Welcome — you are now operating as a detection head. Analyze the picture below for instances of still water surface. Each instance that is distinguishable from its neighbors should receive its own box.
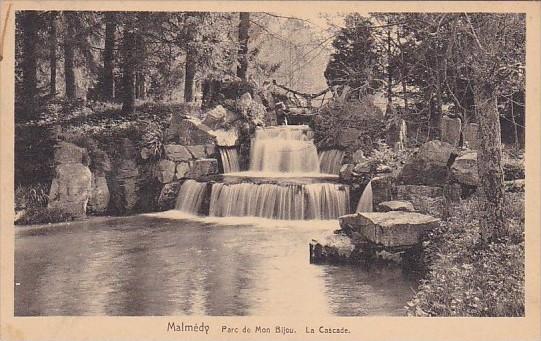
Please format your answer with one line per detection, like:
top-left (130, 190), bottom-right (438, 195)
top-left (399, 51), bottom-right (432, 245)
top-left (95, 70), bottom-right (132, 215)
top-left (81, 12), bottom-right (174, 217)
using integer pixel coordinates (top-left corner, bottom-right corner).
top-left (15, 213), bottom-right (418, 316)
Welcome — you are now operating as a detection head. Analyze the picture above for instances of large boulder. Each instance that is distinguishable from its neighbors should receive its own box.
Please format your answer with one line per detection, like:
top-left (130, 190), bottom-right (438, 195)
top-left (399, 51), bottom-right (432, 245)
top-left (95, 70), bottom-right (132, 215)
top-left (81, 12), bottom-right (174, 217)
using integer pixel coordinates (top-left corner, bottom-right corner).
top-left (110, 158), bottom-right (139, 214)
top-left (92, 149), bottom-right (112, 176)
top-left (451, 152), bottom-right (479, 186)
top-left (238, 92), bottom-right (266, 126)
top-left (211, 127), bottom-right (240, 147)
top-left (309, 233), bottom-right (356, 264)
top-left (377, 200), bottom-right (415, 212)
top-left (371, 175), bottom-right (394, 207)
top-left (463, 123), bottom-right (480, 150)
top-left (119, 138), bottom-right (138, 159)
top-left (202, 105), bottom-right (241, 130)
top-left (441, 116), bottom-right (462, 146)
top-left (339, 164), bottom-right (355, 182)
top-left (175, 162), bottom-right (191, 179)
top-left (503, 158), bottom-right (525, 181)
top-left (186, 145), bottom-right (207, 159)
top-left (398, 140), bottom-right (455, 186)
top-left (48, 163), bottom-right (92, 218)
top-left (166, 117), bottom-right (216, 145)
top-left (186, 159), bottom-right (219, 178)
top-left (54, 142), bottom-right (87, 165)
top-left (352, 160), bottom-right (375, 175)
top-left (202, 105), bottom-right (227, 129)
top-left (351, 149), bottom-right (366, 163)
top-left (239, 92), bottom-right (253, 108)
top-left (155, 159), bottom-right (176, 183)
top-left (164, 144), bottom-right (192, 162)
top-left (157, 181), bottom-right (182, 210)
top-left (87, 175), bottom-right (110, 214)
top-left (341, 211), bottom-right (440, 248)
top-left (394, 185), bottom-right (444, 217)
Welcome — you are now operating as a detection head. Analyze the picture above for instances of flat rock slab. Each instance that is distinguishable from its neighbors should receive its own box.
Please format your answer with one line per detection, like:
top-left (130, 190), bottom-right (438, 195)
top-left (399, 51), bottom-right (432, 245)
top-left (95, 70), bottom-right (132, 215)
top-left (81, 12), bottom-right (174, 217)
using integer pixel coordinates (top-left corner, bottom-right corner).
top-left (343, 211), bottom-right (439, 248)
top-left (377, 200), bottom-right (415, 212)
top-left (309, 233), bottom-right (355, 264)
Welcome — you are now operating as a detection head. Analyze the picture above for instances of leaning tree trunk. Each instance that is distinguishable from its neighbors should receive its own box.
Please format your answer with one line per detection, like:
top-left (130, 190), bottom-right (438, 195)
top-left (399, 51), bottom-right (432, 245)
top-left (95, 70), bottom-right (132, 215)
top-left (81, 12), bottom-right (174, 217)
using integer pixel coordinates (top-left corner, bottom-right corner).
top-left (48, 12), bottom-right (57, 97)
top-left (21, 11), bottom-right (38, 120)
top-left (64, 12), bottom-right (77, 99)
top-left (121, 30), bottom-right (136, 114)
top-left (184, 49), bottom-right (196, 102)
top-left (237, 12), bottom-right (250, 81)
top-left (102, 12), bottom-right (116, 100)
top-left (474, 81), bottom-right (507, 243)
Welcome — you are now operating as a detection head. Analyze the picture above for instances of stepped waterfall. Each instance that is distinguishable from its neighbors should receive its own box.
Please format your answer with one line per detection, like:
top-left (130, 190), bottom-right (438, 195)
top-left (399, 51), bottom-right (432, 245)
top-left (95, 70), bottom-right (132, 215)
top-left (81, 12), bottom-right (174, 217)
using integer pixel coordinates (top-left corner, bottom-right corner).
top-left (319, 149), bottom-right (345, 174)
top-left (249, 126), bottom-right (320, 174)
top-left (177, 125), bottom-right (351, 220)
top-left (219, 147), bottom-right (241, 173)
top-left (175, 180), bottom-right (207, 214)
top-left (356, 180), bottom-right (373, 213)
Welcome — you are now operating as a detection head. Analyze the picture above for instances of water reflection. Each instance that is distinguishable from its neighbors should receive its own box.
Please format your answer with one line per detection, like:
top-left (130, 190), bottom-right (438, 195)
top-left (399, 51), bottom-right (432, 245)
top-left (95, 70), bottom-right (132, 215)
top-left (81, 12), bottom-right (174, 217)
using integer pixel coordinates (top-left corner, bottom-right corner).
top-left (15, 215), bottom-right (417, 316)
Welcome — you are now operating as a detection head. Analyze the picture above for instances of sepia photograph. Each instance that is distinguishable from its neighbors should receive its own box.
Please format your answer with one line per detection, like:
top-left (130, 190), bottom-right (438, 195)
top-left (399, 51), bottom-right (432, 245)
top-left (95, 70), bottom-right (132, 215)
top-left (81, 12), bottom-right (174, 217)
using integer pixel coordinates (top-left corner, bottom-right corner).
top-left (2, 1), bottom-right (540, 340)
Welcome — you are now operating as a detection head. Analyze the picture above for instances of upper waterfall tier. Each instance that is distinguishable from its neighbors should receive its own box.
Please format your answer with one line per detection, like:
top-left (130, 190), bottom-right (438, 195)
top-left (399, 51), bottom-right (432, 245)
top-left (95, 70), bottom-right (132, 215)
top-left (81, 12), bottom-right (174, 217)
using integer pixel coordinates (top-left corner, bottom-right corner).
top-left (249, 125), bottom-right (320, 174)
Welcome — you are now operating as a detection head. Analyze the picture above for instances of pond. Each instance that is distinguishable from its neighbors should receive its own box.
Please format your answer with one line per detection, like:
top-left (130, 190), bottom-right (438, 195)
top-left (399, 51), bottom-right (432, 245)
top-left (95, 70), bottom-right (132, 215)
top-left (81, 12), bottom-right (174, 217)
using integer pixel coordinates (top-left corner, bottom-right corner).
top-left (15, 212), bottom-right (418, 316)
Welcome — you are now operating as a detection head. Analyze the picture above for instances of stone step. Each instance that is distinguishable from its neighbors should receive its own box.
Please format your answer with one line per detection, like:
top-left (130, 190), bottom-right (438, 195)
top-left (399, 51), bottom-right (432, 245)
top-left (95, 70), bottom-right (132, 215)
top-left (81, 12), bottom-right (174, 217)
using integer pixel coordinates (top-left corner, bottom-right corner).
top-left (339, 211), bottom-right (440, 248)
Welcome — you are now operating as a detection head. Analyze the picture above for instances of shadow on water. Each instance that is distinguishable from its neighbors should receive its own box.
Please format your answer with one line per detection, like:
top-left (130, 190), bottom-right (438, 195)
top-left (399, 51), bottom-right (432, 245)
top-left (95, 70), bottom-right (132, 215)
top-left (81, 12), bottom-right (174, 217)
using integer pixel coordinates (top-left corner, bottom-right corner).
top-left (15, 214), bottom-right (418, 316)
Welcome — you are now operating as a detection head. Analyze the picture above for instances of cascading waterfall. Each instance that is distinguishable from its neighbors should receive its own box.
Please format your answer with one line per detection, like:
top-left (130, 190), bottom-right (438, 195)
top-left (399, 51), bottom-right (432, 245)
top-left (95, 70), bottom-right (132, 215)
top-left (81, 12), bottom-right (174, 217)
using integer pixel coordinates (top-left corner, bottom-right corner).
top-left (319, 149), bottom-right (345, 174)
top-left (219, 147), bottom-right (240, 173)
top-left (209, 182), bottom-right (349, 220)
top-left (249, 126), bottom-right (320, 173)
top-left (175, 180), bottom-right (208, 214)
top-left (170, 125), bottom-right (353, 221)
top-left (356, 180), bottom-right (373, 213)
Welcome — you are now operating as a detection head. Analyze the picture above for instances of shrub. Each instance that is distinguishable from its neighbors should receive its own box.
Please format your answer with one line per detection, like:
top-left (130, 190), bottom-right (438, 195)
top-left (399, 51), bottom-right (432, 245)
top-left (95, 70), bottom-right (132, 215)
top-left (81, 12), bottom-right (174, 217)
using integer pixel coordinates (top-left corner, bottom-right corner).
top-left (406, 193), bottom-right (525, 316)
top-left (139, 120), bottom-right (165, 160)
top-left (312, 95), bottom-right (385, 155)
top-left (15, 207), bottom-right (75, 225)
top-left (366, 139), bottom-right (413, 173)
top-left (15, 183), bottom-right (50, 210)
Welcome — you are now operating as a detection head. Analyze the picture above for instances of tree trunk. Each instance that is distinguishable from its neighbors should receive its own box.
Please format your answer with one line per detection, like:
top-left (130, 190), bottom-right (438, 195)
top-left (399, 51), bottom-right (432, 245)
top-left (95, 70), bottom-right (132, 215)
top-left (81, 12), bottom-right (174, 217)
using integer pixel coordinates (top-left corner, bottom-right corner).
top-left (237, 12), bottom-right (250, 80)
top-left (102, 12), bottom-right (116, 100)
top-left (121, 30), bottom-right (136, 114)
top-left (386, 28), bottom-right (393, 107)
top-left (510, 96), bottom-right (520, 150)
top-left (134, 26), bottom-right (145, 100)
top-left (21, 11), bottom-right (38, 120)
top-left (474, 81), bottom-right (507, 243)
top-left (64, 12), bottom-right (77, 99)
top-left (135, 72), bottom-right (145, 99)
top-left (184, 49), bottom-right (196, 102)
top-left (48, 12), bottom-right (57, 97)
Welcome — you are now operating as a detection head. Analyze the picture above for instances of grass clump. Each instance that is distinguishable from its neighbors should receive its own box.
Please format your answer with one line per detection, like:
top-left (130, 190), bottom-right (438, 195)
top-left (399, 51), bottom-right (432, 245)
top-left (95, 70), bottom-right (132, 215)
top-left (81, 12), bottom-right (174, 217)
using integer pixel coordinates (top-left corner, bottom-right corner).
top-left (15, 207), bottom-right (75, 225)
top-left (15, 183), bottom-right (50, 210)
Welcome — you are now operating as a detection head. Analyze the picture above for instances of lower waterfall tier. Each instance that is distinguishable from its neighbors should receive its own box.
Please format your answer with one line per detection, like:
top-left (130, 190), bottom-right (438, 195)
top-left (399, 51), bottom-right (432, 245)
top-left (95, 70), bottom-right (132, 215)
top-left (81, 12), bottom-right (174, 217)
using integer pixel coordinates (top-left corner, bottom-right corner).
top-left (175, 180), bottom-right (350, 220)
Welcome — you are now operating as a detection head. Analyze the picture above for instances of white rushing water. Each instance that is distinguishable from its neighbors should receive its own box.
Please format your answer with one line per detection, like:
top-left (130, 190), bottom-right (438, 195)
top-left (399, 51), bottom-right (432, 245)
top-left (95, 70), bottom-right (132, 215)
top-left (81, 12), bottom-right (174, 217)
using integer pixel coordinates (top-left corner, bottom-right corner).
top-left (175, 180), bottom-right (208, 214)
top-left (175, 126), bottom-right (353, 220)
top-left (319, 149), bottom-right (345, 174)
top-left (209, 182), bottom-right (349, 220)
top-left (356, 180), bottom-right (373, 213)
top-left (219, 147), bottom-right (241, 173)
top-left (249, 126), bottom-right (320, 173)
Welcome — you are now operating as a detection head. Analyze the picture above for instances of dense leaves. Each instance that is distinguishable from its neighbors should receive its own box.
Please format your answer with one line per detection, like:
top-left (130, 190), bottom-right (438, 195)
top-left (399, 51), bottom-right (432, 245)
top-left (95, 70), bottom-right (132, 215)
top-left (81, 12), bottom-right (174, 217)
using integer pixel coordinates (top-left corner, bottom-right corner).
top-left (407, 192), bottom-right (524, 316)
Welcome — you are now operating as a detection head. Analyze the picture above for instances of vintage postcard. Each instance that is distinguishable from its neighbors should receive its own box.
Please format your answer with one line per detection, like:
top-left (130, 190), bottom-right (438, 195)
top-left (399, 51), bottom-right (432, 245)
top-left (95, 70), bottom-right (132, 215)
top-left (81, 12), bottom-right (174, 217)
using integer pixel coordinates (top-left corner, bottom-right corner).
top-left (1, 1), bottom-right (540, 340)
